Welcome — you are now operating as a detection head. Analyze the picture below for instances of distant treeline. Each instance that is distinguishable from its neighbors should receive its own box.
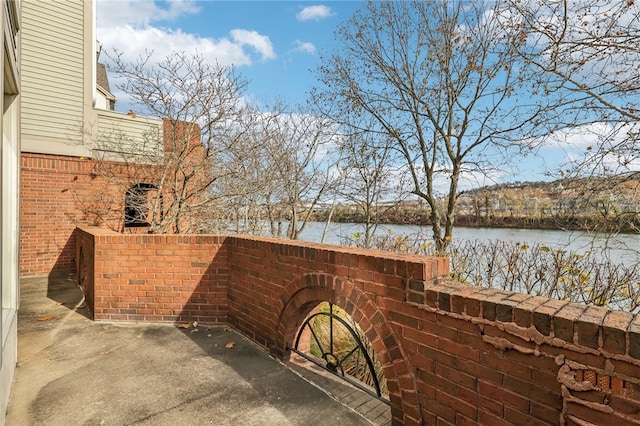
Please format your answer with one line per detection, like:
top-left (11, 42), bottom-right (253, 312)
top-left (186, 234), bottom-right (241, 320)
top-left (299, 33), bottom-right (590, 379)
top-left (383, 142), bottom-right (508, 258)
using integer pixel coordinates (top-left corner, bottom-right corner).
top-left (312, 207), bottom-right (640, 234)
top-left (312, 206), bottom-right (429, 226)
top-left (454, 215), bottom-right (640, 233)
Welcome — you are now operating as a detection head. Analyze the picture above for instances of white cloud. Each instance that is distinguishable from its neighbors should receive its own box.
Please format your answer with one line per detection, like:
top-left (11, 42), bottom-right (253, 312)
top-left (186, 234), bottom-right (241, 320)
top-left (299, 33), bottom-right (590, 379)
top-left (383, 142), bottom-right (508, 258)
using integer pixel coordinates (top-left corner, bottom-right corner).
top-left (543, 122), bottom-right (613, 150)
top-left (293, 40), bottom-right (316, 54)
top-left (296, 5), bottom-right (334, 21)
top-left (230, 29), bottom-right (276, 61)
top-left (497, 1), bottom-right (640, 94)
top-left (535, 122), bottom-right (640, 176)
top-left (98, 25), bottom-right (256, 67)
top-left (96, 1), bottom-right (275, 113)
top-left (97, 0), bottom-right (200, 27)
top-left (97, 1), bottom-right (275, 67)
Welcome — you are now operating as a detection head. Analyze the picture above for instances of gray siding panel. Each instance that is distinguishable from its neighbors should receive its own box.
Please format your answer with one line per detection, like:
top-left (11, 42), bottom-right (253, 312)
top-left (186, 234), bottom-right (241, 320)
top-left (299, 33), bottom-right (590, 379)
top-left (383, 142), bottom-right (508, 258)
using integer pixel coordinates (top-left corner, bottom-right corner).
top-left (21, 0), bottom-right (86, 143)
top-left (94, 112), bottom-right (164, 163)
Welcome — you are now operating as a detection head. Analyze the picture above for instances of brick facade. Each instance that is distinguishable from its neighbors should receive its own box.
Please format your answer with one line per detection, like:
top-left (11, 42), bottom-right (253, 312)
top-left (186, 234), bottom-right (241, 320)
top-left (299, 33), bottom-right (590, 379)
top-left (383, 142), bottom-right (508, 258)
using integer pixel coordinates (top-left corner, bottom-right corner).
top-left (20, 153), bottom-right (155, 276)
top-left (160, 119), bottom-right (210, 234)
top-left (21, 153), bottom-right (112, 276)
top-left (20, 121), bottom-right (207, 276)
top-left (77, 226), bottom-right (640, 425)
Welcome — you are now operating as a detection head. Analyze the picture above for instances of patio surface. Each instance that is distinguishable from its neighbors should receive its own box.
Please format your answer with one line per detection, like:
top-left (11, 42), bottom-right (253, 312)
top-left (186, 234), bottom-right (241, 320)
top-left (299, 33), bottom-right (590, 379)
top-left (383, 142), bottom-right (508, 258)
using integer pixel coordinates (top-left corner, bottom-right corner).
top-left (5, 274), bottom-right (387, 425)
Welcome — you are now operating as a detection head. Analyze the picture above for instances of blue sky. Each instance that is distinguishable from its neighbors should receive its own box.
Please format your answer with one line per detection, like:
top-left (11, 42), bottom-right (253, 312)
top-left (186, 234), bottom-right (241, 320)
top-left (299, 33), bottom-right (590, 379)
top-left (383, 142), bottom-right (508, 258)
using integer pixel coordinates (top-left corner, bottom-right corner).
top-left (95, 0), bottom-right (549, 186)
top-left (95, 1), bottom-right (635, 187)
top-left (93, 0), bottom-right (574, 187)
top-left (97, 1), bottom-right (362, 107)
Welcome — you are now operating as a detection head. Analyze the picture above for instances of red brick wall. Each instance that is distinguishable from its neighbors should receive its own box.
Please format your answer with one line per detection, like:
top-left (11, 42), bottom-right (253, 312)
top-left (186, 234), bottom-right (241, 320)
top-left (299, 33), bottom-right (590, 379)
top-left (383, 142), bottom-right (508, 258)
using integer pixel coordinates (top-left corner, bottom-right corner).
top-left (161, 119), bottom-right (209, 233)
top-left (401, 284), bottom-right (640, 426)
top-left (77, 228), bottom-right (228, 323)
top-left (21, 120), bottom-right (210, 277)
top-left (20, 153), bottom-right (162, 276)
top-left (21, 153), bottom-right (111, 276)
top-left (76, 227), bottom-right (640, 425)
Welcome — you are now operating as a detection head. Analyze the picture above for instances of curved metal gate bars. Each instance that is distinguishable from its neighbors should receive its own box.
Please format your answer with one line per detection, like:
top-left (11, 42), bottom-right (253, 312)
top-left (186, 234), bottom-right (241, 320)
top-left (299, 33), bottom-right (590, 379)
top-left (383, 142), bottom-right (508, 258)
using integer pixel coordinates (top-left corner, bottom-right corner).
top-left (288, 303), bottom-right (389, 404)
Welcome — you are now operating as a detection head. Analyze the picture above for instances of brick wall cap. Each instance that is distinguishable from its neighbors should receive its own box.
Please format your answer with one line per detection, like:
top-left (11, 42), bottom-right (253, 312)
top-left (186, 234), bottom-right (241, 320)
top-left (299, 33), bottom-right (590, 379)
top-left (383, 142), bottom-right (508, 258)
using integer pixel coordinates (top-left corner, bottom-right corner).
top-left (427, 280), bottom-right (469, 293)
top-left (533, 298), bottom-right (569, 317)
top-left (474, 287), bottom-right (506, 298)
top-left (630, 314), bottom-right (640, 331)
top-left (449, 284), bottom-right (484, 298)
top-left (78, 226), bottom-right (119, 236)
top-left (542, 298), bottom-right (570, 310)
top-left (554, 303), bottom-right (586, 321)
top-left (230, 235), bottom-right (443, 265)
top-left (514, 295), bottom-right (549, 310)
top-left (627, 314), bottom-right (640, 338)
top-left (602, 310), bottom-right (633, 330)
top-left (579, 305), bottom-right (610, 325)
top-left (505, 293), bottom-right (533, 303)
top-left (482, 289), bottom-right (515, 303)
top-left (457, 287), bottom-right (504, 306)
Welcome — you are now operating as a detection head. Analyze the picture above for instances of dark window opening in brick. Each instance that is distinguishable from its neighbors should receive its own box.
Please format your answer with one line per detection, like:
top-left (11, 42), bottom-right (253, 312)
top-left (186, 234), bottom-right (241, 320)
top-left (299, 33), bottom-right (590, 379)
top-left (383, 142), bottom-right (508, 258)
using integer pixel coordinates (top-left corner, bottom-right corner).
top-left (124, 183), bottom-right (159, 228)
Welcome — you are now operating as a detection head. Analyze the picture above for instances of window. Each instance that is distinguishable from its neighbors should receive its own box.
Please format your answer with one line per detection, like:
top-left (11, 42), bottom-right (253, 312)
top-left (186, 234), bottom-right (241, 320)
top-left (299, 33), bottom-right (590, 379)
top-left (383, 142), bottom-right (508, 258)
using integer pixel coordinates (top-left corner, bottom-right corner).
top-left (124, 183), bottom-right (159, 228)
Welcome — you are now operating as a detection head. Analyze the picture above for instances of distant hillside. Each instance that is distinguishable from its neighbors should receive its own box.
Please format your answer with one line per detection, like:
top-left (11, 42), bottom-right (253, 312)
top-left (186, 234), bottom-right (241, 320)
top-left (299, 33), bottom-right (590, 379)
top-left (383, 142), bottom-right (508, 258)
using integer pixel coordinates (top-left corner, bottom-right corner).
top-left (457, 177), bottom-right (640, 232)
top-left (313, 177), bottom-right (640, 233)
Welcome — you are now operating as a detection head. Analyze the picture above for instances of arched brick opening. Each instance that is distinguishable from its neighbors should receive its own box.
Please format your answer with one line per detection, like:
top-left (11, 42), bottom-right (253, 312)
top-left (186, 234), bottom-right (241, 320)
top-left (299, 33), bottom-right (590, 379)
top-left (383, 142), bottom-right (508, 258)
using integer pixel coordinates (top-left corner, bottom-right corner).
top-left (275, 272), bottom-right (422, 425)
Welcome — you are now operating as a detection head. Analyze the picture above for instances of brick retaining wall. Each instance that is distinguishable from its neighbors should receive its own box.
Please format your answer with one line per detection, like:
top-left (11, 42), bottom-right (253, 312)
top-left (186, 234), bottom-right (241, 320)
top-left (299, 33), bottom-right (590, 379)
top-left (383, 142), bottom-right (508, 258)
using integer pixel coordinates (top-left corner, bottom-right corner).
top-left (76, 226), bottom-right (640, 425)
top-left (77, 228), bottom-right (228, 323)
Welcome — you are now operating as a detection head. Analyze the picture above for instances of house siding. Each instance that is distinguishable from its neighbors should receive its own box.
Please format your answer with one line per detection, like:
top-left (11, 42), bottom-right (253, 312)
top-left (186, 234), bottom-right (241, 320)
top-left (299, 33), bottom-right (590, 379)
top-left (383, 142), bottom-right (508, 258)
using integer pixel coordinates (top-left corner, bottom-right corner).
top-left (21, 0), bottom-right (88, 155)
top-left (1, 0), bottom-right (20, 421)
top-left (95, 110), bottom-right (164, 162)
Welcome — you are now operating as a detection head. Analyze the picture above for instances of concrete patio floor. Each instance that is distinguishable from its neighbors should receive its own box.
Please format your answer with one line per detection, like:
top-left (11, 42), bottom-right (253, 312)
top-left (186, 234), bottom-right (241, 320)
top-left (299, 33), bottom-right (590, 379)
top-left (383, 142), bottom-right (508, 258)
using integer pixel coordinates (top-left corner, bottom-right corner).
top-left (5, 274), bottom-right (385, 425)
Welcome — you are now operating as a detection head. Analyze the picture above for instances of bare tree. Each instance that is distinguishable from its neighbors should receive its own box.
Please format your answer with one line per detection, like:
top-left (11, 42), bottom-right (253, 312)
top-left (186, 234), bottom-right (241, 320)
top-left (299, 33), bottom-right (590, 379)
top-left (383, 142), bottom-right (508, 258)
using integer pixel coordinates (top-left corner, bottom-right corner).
top-left (93, 51), bottom-right (249, 233)
top-left (505, 0), bottom-right (640, 232)
top-left (258, 103), bottom-right (341, 240)
top-left (506, 0), bottom-right (640, 210)
top-left (337, 118), bottom-right (409, 248)
top-left (201, 100), bottom-right (341, 240)
top-left (313, 0), bottom-right (544, 253)
top-left (507, 0), bottom-right (639, 130)
top-left (207, 105), bottom-right (285, 235)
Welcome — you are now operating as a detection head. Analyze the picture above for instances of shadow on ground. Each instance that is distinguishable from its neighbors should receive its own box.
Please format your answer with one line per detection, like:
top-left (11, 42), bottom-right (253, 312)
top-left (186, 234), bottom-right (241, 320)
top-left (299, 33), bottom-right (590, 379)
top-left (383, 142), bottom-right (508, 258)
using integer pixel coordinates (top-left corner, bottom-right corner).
top-left (6, 275), bottom-right (373, 426)
top-left (46, 273), bottom-right (93, 320)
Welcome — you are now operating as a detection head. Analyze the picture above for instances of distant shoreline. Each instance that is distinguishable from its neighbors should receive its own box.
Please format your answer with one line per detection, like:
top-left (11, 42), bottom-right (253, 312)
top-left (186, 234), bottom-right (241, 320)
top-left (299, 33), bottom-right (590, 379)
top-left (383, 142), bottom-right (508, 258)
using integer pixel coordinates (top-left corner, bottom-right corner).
top-left (314, 214), bottom-right (640, 235)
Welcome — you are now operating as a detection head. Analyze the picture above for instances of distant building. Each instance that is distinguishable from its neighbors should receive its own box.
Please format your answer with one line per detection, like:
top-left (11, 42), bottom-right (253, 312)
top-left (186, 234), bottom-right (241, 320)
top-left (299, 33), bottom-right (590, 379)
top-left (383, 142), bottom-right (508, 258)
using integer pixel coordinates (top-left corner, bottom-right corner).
top-left (95, 43), bottom-right (116, 111)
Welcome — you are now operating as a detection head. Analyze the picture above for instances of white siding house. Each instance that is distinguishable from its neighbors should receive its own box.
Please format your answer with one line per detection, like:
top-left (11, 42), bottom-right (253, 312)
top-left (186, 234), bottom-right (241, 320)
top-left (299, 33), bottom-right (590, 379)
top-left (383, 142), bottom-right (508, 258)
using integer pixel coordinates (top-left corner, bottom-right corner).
top-left (1, 0), bottom-right (20, 422)
top-left (21, 0), bottom-right (92, 157)
top-left (20, 0), bottom-right (161, 160)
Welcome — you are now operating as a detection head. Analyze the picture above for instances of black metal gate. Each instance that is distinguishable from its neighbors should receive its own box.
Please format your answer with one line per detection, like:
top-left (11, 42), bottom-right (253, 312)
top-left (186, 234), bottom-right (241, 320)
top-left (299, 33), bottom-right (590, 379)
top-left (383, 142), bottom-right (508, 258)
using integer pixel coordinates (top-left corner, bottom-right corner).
top-left (288, 303), bottom-right (389, 404)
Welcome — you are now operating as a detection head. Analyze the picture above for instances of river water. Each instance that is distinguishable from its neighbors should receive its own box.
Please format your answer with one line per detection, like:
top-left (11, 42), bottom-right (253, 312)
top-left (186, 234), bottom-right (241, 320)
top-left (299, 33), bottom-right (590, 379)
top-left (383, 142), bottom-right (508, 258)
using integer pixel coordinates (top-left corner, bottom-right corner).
top-left (298, 221), bottom-right (640, 263)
